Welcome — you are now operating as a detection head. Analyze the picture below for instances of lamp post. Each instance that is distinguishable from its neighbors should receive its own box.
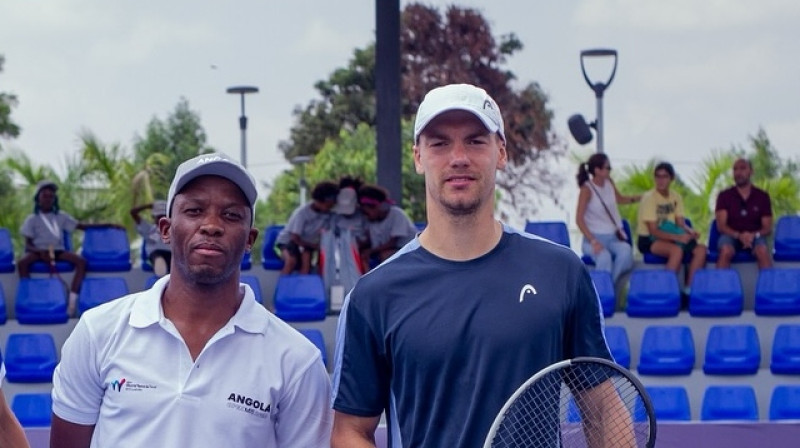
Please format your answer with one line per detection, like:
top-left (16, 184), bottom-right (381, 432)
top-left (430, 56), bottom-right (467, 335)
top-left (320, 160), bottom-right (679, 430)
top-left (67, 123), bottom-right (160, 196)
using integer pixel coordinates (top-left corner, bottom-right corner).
top-left (291, 155), bottom-right (312, 206)
top-left (226, 85), bottom-right (259, 167)
top-left (567, 49), bottom-right (618, 153)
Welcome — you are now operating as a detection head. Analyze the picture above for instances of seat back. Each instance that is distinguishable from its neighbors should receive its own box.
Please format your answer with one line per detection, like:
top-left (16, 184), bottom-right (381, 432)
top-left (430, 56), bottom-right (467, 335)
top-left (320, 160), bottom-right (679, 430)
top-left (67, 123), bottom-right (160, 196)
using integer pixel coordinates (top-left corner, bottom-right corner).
top-left (4, 333), bottom-right (58, 383)
top-left (755, 268), bottom-right (800, 316)
top-left (689, 268), bottom-right (743, 316)
top-left (604, 326), bottom-right (630, 369)
top-left (240, 275), bottom-right (263, 304)
top-left (645, 386), bottom-right (691, 421)
top-left (273, 274), bottom-right (327, 321)
top-left (703, 325), bottom-right (760, 375)
top-left (589, 270), bottom-right (616, 317)
top-left (78, 277), bottom-right (129, 315)
top-left (524, 221), bottom-right (570, 247)
top-left (0, 286), bottom-right (7, 324)
top-left (298, 328), bottom-right (328, 367)
top-left (261, 225), bottom-right (285, 270)
top-left (770, 385), bottom-right (800, 421)
top-left (0, 227), bottom-right (14, 273)
top-left (771, 324), bottom-right (800, 374)
top-left (626, 270), bottom-right (681, 317)
top-left (701, 385), bottom-right (759, 421)
top-left (81, 226), bottom-right (132, 271)
top-left (774, 215), bottom-right (800, 261)
top-left (11, 393), bottom-right (53, 427)
top-left (637, 325), bottom-right (695, 375)
top-left (15, 277), bottom-right (68, 324)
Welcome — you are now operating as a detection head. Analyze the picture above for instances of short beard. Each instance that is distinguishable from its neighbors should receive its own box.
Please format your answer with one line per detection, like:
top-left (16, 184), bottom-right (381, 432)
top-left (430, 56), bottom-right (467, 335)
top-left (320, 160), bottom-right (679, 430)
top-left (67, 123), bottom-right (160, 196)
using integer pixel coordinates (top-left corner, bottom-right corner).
top-left (177, 258), bottom-right (239, 286)
top-left (441, 197), bottom-right (481, 217)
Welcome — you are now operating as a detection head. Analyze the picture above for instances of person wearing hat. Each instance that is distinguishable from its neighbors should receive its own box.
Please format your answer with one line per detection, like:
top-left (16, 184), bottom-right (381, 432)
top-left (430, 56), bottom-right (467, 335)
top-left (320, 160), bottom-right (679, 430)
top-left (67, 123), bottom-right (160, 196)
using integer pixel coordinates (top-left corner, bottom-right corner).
top-left (130, 200), bottom-right (171, 277)
top-left (17, 180), bottom-right (121, 317)
top-left (51, 153), bottom-right (332, 447)
top-left (331, 84), bottom-right (620, 447)
top-left (357, 183), bottom-right (417, 272)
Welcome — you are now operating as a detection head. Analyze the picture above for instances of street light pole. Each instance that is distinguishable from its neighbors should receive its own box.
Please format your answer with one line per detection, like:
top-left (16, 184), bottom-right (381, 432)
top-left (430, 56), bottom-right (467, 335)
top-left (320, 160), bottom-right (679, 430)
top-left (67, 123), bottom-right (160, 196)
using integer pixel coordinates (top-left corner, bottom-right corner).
top-left (226, 85), bottom-right (259, 167)
top-left (579, 49), bottom-right (618, 153)
top-left (291, 155), bottom-right (312, 206)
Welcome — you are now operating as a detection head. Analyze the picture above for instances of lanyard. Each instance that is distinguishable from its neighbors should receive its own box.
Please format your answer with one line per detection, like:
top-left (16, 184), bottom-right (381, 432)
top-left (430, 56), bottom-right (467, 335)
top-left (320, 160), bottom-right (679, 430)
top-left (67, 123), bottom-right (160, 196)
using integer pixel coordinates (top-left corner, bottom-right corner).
top-left (39, 213), bottom-right (61, 239)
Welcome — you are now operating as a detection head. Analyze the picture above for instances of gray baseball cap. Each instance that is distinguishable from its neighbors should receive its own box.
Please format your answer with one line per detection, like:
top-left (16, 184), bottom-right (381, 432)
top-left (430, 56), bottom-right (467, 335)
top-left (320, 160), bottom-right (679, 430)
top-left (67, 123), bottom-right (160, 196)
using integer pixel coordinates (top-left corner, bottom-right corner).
top-left (167, 153), bottom-right (257, 224)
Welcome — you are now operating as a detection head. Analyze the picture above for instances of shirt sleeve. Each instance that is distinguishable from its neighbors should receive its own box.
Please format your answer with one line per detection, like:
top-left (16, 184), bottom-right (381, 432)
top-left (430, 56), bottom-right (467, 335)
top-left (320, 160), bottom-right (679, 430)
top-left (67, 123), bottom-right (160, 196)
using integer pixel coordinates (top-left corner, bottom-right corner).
top-left (59, 213), bottom-right (79, 233)
top-left (274, 356), bottom-right (332, 448)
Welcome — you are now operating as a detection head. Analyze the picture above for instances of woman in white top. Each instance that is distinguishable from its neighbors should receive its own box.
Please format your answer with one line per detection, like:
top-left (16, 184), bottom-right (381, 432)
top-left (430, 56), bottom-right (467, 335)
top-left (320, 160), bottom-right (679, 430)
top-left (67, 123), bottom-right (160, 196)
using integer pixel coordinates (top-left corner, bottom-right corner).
top-left (575, 153), bottom-right (641, 283)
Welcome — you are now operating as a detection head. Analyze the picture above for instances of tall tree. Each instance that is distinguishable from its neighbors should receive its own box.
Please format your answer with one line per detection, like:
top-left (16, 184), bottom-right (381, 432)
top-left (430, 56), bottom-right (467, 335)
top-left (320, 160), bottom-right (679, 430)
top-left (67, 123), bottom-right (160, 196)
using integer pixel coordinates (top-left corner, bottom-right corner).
top-left (0, 55), bottom-right (21, 144)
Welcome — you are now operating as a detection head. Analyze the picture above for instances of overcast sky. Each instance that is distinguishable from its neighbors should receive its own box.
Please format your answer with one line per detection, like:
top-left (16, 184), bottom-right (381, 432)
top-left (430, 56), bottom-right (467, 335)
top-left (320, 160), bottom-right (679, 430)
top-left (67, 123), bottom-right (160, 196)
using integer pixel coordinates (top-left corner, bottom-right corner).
top-left (1, 0), bottom-right (798, 225)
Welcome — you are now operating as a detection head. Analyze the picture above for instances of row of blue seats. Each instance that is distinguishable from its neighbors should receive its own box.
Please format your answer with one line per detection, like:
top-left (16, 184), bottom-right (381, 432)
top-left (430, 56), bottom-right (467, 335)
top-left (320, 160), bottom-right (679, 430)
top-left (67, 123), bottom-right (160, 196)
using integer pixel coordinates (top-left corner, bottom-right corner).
top-left (525, 215), bottom-right (800, 263)
top-left (645, 384), bottom-right (800, 422)
top-left (591, 267), bottom-right (800, 317)
top-left (605, 324), bottom-right (800, 376)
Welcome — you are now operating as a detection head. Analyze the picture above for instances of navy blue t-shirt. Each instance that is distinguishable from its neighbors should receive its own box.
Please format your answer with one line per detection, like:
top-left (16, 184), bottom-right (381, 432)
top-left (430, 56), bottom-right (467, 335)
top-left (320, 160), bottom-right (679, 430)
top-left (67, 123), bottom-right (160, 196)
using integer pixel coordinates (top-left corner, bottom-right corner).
top-left (332, 225), bottom-right (611, 448)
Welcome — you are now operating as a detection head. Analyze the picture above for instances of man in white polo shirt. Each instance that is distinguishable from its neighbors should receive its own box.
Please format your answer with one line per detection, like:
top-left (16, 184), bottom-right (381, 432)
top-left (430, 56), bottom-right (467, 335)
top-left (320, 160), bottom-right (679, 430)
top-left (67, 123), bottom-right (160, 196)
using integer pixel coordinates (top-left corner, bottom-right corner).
top-left (51, 153), bottom-right (332, 447)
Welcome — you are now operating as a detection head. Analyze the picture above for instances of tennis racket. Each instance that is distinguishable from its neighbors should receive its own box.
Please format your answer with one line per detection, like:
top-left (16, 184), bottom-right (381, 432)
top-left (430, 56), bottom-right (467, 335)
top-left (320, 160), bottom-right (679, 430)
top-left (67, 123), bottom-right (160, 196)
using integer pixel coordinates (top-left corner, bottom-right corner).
top-left (483, 357), bottom-right (656, 448)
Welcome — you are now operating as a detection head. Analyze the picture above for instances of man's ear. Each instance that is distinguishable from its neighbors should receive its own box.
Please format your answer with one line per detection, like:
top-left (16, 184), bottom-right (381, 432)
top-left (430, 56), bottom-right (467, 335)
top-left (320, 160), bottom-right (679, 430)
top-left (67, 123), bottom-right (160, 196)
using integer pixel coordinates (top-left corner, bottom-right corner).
top-left (158, 216), bottom-right (171, 244)
top-left (414, 144), bottom-right (424, 174)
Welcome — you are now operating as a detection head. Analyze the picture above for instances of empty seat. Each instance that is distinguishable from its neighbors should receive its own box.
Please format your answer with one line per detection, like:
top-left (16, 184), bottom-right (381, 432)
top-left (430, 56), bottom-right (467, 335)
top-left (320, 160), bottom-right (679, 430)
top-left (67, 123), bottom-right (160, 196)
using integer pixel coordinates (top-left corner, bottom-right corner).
top-left (298, 328), bottom-right (327, 367)
top-left (81, 226), bottom-right (132, 271)
top-left (626, 270), bottom-right (681, 317)
top-left (701, 385), bottom-right (759, 421)
top-left (11, 393), bottom-right (53, 427)
top-left (774, 215), bottom-right (800, 261)
top-left (643, 218), bottom-right (693, 264)
top-left (770, 385), bottom-right (800, 421)
top-left (78, 277), bottom-right (129, 315)
top-left (688, 268), bottom-right (743, 317)
top-left (771, 324), bottom-right (800, 374)
top-left (754, 268), bottom-right (800, 316)
top-left (604, 326), bottom-right (631, 369)
top-left (261, 225), bottom-right (285, 270)
top-left (240, 275), bottom-right (263, 304)
top-left (30, 230), bottom-right (75, 273)
top-left (703, 325), bottom-right (760, 375)
top-left (706, 218), bottom-right (756, 263)
top-left (645, 386), bottom-right (691, 421)
top-left (589, 270), bottom-right (616, 317)
top-left (524, 221), bottom-right (570, 247)
top-left (240, 251), bottom-right (252, 271)
top-left (15, 277), bottom-right (68, 324)
top-left (273, 274), bottom-right (327, 321)
top-left (4, 333), bottom-right (58, 383)
top-left (0, 286), bottom-right (7, 324)
top-left (581, 220), bottom-right (632, 266)
top-left (0, 227), bottom-right (14, 273)
top-left (638, 325), bottom-right (695, 376)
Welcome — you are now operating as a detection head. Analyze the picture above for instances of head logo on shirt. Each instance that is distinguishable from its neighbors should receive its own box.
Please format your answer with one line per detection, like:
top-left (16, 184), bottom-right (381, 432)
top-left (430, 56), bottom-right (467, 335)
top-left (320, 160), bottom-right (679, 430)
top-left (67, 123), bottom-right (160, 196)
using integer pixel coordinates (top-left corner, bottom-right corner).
top-left (110, 378), bottom-right (126, 392)
top-left (519, 284), bottom-right (537, 303)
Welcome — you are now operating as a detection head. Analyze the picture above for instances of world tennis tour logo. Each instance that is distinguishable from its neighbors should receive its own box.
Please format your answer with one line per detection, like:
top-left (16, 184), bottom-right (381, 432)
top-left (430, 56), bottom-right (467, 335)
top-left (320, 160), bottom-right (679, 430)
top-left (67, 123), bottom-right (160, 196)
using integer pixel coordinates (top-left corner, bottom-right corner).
top-left (110, 378), bottom-right (126, 392)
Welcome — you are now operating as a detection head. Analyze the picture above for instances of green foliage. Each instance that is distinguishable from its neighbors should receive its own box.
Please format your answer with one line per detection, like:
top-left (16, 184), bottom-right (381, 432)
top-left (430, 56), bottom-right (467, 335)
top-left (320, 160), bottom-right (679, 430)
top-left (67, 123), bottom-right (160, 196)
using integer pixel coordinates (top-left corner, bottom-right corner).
top-left (0, 55), bottom-right (21, 142)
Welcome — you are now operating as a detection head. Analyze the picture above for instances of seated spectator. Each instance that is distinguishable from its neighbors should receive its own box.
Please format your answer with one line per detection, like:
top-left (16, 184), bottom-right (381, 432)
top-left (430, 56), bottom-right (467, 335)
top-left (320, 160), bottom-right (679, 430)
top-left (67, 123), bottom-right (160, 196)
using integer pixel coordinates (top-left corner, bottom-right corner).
top-left (332, 176), bottom-right (368, 248)
top-left (17, 180), bottom-right (121, 316)
top-left (714, 158), bottom-right (773, 269)
top-left (276, 181), bottom-right (339, 274)
top-left (358, 184), bottom-right (417, 271)
top-left (636, 162), bottom-right (706, 297)
top-left (575, 153), bottom-right (639, 284)
top-left (130, 200), bottom-right (170, 277)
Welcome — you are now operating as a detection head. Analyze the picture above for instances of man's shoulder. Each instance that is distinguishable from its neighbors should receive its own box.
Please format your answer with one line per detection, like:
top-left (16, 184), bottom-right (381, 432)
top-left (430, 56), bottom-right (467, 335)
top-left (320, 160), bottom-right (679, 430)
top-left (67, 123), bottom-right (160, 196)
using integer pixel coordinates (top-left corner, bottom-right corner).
top-left (752, 185), bottom-right (772, 199)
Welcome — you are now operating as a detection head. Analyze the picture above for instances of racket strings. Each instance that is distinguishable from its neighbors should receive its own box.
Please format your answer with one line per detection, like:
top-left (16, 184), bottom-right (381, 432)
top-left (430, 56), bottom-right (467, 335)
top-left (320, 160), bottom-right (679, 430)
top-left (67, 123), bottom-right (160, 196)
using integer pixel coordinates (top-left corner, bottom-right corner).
top-left (489, 363), bottom-right (652, 448)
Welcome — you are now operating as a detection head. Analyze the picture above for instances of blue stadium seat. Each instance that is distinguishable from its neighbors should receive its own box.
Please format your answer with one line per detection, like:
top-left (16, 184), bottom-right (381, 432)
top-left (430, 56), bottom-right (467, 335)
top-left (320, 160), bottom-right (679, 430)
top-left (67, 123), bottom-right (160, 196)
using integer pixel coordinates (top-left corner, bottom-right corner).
top-left (626, 270), bottom-right (681, 317)
top-left (261, 225), bottom-right (285, 270)
top-left (0, 286), bottom-right (7, 324)
top-left (524, 221), bottom-right (570, 247)
top-left (589, 270), bottom-right (616, 317)
top-left (638, 325), bottom-right (695, 376)
top-left (144, 275), bottom-right (159, 290)
top-left (688, 268), bottom-right (743, 317)
top-left (298, 328), bottom-right (327, 367)
top-left (273, 274), bottom-right (327, 321)
top-left (754, 268), bottom-right (800, 316)
top-left (701, 385), bottom-right (759, 421)
top-left (771, 324), bottom-right (800, 375)
top-left (604, 326), bottom-right (630, 369)
top-left (240, 275), bottom-right (263, 304)
top-left (240, 251), bottom-right (252, 271)
top-left (30, 230), bottom-right (75, 273)
top-left (642, 218), bottom-right (693, 264)
top-left (566, 396), bottom-right (582, 422)
top-left (706, 218), bottom-right (756, 263)
top-left (78, 277), bottom-right (129, 315)
top-left (15, 277), bottom-right (68, 324)
top-left (4, 333), bottom-right (58, 383)
top-left (770, 385), bottom-right (800, 421)
top-left (140, 242), bottom-right (153, 272)
top-left (581, 220), bottom-right (632, 266)
top-left (703, 325), bottom-right (760, 375)
top-left (81, 226), bottom-right (132, 271)
top-left (645, 386), bottom-right (691, 421)
top-left (0, 227), bottom-right (14, 273)
top-left (774, 215), bottom-right (800, 262)
top-left (11, 393), bottom-right (53, 427)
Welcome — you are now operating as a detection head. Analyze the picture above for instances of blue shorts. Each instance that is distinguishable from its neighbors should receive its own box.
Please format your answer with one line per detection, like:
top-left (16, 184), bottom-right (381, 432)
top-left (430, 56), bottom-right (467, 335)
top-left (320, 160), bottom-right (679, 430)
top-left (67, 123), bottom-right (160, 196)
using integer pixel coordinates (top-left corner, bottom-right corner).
top-left (717, 234), bottom-right (768, 252)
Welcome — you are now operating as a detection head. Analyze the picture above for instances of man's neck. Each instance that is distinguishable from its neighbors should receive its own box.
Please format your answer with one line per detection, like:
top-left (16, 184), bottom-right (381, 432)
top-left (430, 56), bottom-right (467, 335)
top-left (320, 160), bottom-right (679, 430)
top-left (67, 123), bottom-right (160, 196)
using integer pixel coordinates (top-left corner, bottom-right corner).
top-left (736, 183), bottom-right (752, 197)
top-left (419, 207), bottom-right (501, 261)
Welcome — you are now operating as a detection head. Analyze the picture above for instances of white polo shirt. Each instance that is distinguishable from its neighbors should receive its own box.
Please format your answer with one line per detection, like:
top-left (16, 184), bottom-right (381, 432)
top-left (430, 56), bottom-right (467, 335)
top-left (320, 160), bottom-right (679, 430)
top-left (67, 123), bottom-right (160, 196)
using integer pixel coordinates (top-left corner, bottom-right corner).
top-left (52, 276), bottom-right (332, 448)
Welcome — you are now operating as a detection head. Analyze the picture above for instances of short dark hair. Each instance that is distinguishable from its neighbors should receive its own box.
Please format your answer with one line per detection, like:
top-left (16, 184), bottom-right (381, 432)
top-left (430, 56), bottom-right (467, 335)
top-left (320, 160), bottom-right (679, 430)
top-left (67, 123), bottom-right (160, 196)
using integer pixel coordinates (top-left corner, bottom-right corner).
top-left (654, 162), bottom-right (675, 179)
top-left (311, 181), bottom-right (339, 202)
top-left (358, 184), bottom-right (388, 203)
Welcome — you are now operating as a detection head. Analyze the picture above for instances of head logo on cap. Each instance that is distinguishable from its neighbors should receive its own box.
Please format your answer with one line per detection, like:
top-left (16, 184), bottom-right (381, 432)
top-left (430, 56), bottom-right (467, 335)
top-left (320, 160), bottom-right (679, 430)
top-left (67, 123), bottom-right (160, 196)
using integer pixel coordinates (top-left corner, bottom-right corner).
top-left (413, 83), bottom-right (505, 143)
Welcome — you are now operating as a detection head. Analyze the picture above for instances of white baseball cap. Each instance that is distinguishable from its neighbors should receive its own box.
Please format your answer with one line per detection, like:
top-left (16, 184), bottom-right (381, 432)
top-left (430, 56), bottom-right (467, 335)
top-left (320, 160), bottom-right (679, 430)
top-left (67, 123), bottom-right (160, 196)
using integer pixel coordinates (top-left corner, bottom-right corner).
top-left (167, 152), bottom-right (258, 225)
top-left (413, 83), bottom-right (505, 143)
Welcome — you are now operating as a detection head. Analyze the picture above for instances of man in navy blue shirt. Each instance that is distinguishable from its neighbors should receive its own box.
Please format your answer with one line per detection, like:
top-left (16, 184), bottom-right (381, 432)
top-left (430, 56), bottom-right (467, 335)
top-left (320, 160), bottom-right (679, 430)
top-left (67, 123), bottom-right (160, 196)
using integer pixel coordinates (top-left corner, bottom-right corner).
top-left (331, 84), bottom-right (616, 448)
